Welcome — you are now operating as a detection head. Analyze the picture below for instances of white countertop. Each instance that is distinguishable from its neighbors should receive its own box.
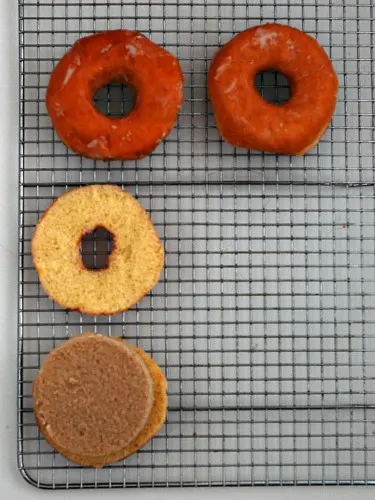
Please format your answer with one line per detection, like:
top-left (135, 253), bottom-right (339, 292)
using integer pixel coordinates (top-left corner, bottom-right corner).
top-left (0, 0), bottom-right (373, 497)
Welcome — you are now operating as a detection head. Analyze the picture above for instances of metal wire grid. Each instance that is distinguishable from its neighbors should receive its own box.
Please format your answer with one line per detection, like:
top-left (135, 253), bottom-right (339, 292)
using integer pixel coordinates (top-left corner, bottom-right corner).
top-left (18, 0), bottom-right (375, 489)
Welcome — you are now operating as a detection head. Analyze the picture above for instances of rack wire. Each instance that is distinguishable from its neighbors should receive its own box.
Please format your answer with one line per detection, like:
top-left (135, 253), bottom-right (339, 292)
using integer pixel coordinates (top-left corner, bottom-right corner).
top-left (18, 0), bottom-right (375, 489)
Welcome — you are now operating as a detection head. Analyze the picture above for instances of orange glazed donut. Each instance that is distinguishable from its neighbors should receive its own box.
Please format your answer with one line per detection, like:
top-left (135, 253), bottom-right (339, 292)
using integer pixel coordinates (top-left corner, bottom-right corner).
top-left (208, 24), bottom-right (339, 155)
top-left (46, 30), bottom-right (183, 160)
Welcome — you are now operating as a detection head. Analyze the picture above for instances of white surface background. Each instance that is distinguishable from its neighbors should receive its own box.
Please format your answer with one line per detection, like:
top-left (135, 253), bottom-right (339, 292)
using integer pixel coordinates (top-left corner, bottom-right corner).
top-left (0, 0), bottom-right (373, 497)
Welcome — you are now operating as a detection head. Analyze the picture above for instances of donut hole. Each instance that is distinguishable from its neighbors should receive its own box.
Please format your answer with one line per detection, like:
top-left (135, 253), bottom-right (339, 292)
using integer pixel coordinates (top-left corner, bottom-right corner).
top-left (255, 70), bottom-right (291, 105)
top-left (80, 227), bottom-right (114, 271)
top-left (93, 82), bottom-right (136, 118)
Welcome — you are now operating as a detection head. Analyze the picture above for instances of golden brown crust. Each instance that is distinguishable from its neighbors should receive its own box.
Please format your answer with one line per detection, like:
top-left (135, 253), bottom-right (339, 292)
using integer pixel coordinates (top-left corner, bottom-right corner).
top-left (46, 30), bottom-right (183, 160)
top-left (122, 345), bottom-right (167, 458)
top-left (32, 185), bottom-right (164, 316)
top-left (32, 334), bottom-right (155, 467)
top-left (208, 23), bottom-right (339, 155)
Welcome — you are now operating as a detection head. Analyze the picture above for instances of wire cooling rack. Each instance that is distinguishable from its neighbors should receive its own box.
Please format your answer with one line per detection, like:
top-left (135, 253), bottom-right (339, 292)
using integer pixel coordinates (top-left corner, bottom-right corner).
top-left (18, 0), bottom-right (375, 489)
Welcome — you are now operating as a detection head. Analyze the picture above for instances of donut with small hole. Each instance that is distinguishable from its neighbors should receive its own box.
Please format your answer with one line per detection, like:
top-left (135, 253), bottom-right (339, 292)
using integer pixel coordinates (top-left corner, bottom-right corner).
top-left (208, 24), bottom-right (339, 155)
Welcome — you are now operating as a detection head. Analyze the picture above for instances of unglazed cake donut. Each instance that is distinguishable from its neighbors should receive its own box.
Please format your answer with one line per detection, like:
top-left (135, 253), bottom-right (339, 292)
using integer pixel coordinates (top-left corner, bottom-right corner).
top-left (31, 185), bottom-right (164, 315)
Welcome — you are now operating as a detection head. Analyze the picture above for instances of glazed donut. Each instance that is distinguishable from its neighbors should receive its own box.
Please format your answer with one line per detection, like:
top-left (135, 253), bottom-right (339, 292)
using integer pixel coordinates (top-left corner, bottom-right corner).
top-left (208, 24), bottom-right (339, 155)
top-left (31, 185), bottom-right (164, 315)
top-left (46, 30), bottom-right (183, 160)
